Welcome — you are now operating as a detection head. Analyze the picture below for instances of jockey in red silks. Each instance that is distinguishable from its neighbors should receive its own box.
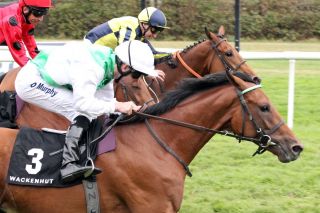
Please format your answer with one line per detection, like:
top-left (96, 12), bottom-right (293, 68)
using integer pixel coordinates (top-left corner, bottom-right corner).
top-left (0, 0), bottom-right (52, 67)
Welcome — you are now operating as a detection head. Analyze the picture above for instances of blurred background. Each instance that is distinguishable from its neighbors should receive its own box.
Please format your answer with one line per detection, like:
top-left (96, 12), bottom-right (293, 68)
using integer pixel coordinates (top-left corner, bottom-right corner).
top-left (30, 0), bottom-right (320, 41)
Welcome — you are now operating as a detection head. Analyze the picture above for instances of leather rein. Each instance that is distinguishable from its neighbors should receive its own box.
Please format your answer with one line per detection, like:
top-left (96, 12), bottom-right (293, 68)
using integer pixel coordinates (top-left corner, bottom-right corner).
top-left (133, 38), bottom-right (284, 177)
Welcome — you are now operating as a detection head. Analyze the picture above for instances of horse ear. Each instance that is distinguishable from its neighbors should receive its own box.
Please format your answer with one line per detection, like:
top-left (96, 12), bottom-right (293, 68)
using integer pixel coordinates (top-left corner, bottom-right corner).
top-left (205, 27), bottom-right (220, 42)
top-left (204, 27), bottom-right (211, 39)
top-left (218, 25), bottom-right (225, 38)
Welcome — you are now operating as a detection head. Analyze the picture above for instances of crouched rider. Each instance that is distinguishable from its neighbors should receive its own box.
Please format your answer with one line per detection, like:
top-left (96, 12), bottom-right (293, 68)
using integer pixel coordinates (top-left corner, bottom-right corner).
top-left (15, 40), bottom-right (159, 183)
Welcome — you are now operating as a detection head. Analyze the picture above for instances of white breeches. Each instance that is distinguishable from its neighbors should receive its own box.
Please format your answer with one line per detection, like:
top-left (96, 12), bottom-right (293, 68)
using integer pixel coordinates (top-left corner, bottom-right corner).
top-left (15, 62), bottom-right (82, 122)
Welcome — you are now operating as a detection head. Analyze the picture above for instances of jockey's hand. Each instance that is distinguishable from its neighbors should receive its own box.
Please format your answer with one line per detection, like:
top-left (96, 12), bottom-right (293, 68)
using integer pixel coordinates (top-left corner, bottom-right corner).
top-left (155, 69), bottom-right (165, 82)
top-left (115, 101), bottom-right (141, 115)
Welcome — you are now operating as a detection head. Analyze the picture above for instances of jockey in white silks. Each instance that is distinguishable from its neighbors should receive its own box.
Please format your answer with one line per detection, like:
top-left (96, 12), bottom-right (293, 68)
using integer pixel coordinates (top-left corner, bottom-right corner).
top-left (15, 40), bottom-right (161, 183)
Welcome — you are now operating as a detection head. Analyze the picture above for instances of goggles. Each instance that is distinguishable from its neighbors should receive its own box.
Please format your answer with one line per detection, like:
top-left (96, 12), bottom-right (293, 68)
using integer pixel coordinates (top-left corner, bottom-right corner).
top-left (29, 6), bottom-right (49, 17)
top-left (150, 26), bottom-right (164, 34)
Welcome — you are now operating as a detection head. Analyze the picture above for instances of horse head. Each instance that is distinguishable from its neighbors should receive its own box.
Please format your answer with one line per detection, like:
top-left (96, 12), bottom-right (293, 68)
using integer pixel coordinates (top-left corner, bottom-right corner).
top-left (113, 69), bottom-right (155, 106)
top-left (151, 26), bottom-right (261, 101)
top-left (226, 71), bottom-right (303, 162)
top-left (205, 26), bottom-right (261, 84)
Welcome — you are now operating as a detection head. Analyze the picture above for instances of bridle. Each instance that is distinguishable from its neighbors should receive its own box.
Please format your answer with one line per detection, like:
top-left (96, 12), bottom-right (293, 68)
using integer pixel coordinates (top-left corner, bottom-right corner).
top-left (114, 71), bottom-right (156, 106)
top-left (134, 72), bottom-right (284, 177)
top-left (233, 84), bottom-right (284, 156)
top-left (211, 37), bottom-right (247, 73)
top-left (211, 36), bottom-right (285, 155)
top-left (174, 37), bottom-right (246, 79)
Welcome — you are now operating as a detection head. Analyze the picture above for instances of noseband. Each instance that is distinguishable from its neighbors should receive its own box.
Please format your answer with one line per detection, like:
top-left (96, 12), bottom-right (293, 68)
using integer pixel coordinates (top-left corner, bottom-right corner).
top-left (235, 84), bottom-right (284, 155)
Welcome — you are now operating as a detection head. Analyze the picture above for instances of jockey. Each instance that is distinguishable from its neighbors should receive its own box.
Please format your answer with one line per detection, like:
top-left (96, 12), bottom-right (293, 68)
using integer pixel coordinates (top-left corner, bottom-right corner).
top-left (0, 0), bottom-right (52, 67)
top-left (84, 7), bottom-right (170, 60)
top-left (15, 40), bottom-right (159, 183)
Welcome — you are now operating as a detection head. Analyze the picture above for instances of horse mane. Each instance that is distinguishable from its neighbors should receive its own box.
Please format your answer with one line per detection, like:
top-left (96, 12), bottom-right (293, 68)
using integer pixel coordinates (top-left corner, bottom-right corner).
top-left (181, 39), bottom-right (207, 53)
top-left (133, 71), bottom-right (255, 121)
top-left (154, 54), bottom-right (173, 65)
top-left (154, 39), bottom-right (207, 66)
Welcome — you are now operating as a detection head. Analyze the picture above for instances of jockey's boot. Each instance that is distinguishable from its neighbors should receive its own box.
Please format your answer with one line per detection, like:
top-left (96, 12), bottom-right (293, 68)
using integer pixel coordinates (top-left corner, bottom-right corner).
top-left (60, 115), bottom-right (101, 183)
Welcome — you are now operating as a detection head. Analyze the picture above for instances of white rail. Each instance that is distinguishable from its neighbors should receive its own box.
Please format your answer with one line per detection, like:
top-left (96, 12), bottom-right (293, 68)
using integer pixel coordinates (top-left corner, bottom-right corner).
top-left (240, 51), bottom-right (320, 129)
top-left (1, 44), bottom-right (319, 128)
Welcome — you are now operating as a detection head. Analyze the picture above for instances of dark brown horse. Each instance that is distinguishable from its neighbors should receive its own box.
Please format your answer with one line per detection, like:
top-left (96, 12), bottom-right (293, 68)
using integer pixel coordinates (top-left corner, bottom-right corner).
top-left (0, 71), bottom-right (303, 212)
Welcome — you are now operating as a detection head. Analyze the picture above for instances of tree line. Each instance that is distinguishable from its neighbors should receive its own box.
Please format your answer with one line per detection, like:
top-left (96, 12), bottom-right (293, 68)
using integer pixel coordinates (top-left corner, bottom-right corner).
top-left (36, 0), bottom-right (320, 41)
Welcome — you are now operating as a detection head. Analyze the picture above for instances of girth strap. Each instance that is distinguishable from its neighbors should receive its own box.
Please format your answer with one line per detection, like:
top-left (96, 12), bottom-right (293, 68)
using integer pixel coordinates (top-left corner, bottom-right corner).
top-left (83, 177), bottom-right (100, 213)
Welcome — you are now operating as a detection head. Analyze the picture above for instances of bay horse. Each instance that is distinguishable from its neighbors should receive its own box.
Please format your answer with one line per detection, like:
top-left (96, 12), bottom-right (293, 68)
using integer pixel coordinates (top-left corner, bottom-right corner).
top-left (147, 26), bottom-right (260, 100)
top-left (0, 26), bottom-right (259, 130)
top-left (0, 71), bottom-right (303, 212)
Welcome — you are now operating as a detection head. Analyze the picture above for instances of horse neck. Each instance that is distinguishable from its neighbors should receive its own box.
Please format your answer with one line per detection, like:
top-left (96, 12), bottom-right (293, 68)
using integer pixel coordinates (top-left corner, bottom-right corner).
top-left (158, 42), bottom-right (212, 91)
top-left (155, 85), bottom-right (237, 164)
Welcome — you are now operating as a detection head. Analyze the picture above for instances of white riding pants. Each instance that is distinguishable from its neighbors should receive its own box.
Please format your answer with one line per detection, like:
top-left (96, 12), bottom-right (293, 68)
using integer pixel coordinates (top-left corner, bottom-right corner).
top-left (15, 62), bottom-right (82, 121)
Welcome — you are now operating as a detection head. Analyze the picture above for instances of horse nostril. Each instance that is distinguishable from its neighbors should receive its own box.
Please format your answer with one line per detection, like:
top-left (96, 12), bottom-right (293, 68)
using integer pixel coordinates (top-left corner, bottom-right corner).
top-left (253, 76), bottom-right (261, 84)
top-left (292, 145), bottom-right (303, 154)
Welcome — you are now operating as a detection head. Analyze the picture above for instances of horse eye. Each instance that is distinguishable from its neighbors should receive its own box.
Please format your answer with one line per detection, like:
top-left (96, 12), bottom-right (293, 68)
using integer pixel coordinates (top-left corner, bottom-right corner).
top-left (260, 105), bottom-right (270, 112)
top-left (225, 51), bottom-right (233, 57)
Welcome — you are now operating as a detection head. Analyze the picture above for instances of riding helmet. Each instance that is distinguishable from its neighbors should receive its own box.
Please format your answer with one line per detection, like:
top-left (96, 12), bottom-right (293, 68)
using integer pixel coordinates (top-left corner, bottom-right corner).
top-left (22, 0), bottom-right (52, 8)
top-left (115, 40), bottom-right (158, 77)
top-left (138, 7), bottom-right (169, 29)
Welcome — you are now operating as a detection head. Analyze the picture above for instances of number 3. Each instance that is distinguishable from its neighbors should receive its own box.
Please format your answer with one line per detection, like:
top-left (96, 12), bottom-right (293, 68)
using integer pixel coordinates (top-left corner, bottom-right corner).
top-left (25, 148), bottom-right (44, 175)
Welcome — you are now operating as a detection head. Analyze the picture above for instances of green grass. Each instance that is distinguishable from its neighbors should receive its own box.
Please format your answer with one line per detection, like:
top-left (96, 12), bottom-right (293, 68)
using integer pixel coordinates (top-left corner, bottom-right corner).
top-left (150, 40), bottom-right (320, 213)
top-left (177, 58), bottom-right (320, 212)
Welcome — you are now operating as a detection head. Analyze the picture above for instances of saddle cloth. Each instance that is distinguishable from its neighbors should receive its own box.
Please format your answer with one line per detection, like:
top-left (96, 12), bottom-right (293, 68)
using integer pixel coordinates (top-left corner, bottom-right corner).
top-left (6, 125), bottom-right (116, 188)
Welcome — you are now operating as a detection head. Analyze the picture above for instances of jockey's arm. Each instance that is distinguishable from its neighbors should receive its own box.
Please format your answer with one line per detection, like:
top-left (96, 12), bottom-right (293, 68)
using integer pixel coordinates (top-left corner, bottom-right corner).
top-left (118, 27), bottom-right (136, 45)
top-left (22, 26), bottom-right (39, 59)
top-left (69, 64), bottom-right (116, 119)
